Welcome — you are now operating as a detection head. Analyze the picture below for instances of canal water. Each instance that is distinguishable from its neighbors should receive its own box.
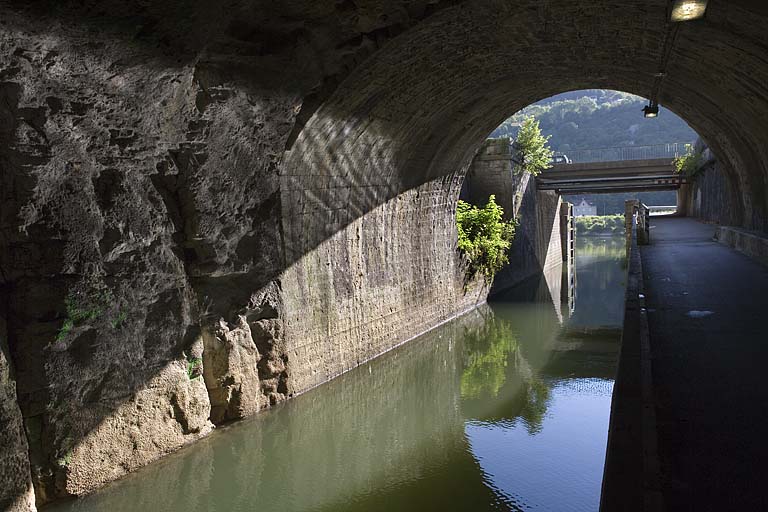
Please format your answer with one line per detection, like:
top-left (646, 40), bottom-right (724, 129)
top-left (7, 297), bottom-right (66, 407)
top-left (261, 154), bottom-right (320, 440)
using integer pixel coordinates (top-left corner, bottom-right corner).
top-left (48, 236), bottom-right (627, 512)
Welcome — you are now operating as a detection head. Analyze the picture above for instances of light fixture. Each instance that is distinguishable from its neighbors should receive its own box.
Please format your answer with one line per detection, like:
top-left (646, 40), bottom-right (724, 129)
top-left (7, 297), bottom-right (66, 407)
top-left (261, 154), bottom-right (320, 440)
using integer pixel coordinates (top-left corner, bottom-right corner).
top-left (671, 0), bottom-right (708, 22)
top-left (643, 102), bottom-right (659, 118)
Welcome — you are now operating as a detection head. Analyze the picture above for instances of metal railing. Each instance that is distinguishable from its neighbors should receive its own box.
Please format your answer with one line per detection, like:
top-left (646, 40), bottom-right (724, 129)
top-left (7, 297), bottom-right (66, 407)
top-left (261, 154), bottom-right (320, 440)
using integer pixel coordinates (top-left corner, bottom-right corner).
top-left (625, 200), bottom-right (651, 253)
top-left (647, 205), bottom-right (677, 216)
top-left (561, 143), bottom-right (691, 164)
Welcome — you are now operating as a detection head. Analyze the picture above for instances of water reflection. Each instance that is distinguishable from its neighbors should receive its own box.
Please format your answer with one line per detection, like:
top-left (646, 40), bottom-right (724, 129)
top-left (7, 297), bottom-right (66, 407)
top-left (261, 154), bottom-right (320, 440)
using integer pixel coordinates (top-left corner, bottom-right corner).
top-left (570, 236), bottom-right (627, 328)
top-left (48, 235), bottom-right (625, 512)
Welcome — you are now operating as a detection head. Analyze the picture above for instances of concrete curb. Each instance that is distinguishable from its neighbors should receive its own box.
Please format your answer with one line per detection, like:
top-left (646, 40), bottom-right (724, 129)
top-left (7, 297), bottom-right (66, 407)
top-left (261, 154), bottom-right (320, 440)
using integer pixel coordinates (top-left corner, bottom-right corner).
top-left (600, 214), bottom-right (664, 512)
top-left (714, 226), bottom-right (768, 267)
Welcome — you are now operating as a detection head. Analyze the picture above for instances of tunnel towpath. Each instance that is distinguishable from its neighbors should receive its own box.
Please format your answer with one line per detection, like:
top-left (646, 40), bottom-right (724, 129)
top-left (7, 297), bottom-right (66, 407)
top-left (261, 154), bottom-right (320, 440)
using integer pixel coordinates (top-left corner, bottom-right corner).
top-left (641, 217), bottom-right (768, 510)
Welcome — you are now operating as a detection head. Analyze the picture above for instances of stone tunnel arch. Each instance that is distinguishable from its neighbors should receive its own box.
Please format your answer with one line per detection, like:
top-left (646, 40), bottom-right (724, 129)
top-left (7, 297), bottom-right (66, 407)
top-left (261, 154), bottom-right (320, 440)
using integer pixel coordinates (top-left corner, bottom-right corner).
top-left (277, 0), bottom-right (768, 403)
top-left (3, 1), bottom-right (768, 508)
top-left (284, 0), bottom-right (767, 237)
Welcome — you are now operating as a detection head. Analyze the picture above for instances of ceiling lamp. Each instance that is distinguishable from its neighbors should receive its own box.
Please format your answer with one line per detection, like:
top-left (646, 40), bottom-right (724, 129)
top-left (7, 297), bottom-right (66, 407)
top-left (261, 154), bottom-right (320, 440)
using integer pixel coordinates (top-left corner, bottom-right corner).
top-left (671, 0), bottom-right (708, 22)
top-left (643, 102), bottom-right (659, 118)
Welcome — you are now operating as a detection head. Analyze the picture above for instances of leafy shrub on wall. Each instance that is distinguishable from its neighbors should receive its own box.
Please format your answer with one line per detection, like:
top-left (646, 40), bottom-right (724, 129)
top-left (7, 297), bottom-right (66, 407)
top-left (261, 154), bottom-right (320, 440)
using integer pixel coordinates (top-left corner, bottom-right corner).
top-left (456, 195), bottom-right (516, 281)
top-left (674, 144), bottom-right (704, 178)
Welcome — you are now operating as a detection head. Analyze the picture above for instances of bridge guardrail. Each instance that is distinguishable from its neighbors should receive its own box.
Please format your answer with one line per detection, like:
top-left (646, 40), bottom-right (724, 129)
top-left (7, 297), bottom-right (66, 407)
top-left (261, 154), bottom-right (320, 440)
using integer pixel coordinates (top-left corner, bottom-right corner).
top-left (562, 143), bottom-right (691, 164)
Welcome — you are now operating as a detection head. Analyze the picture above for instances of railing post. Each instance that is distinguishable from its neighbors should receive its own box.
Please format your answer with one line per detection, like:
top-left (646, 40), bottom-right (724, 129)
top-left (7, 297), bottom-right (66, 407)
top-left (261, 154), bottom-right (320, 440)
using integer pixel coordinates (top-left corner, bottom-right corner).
top-left (637, 203), bottom-right (650, 245)
top-left (625, 200), bottom-right (640, 256)
top-left (560, 202), bottom-right (576, 316)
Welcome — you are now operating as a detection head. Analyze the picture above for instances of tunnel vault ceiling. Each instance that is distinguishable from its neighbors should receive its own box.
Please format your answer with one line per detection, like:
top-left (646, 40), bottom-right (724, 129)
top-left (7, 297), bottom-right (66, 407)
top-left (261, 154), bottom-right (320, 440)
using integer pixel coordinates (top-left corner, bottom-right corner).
top-left (282, 0), bottom-right (768, 230)
top-left (1, 0), bottom-right (768, 506)
top-left (3, 0), bottom-right (768, 230)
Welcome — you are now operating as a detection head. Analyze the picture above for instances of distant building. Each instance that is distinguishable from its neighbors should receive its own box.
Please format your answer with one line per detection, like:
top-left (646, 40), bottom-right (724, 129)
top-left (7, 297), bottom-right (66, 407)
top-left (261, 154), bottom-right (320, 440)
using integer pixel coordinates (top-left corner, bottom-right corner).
top-left (573, 198), bottom-right (597, 216)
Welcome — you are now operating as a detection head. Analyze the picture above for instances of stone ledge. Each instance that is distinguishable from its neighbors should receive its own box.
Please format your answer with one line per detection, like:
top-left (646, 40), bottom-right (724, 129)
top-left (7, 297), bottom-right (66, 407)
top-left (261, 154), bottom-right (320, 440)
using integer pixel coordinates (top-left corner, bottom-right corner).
top-left (714, 226), bottom-right (768, 267)
top-left (600, 216), bottom-right (662, 512)
top-left (474, 154), bottom-right (515, 162)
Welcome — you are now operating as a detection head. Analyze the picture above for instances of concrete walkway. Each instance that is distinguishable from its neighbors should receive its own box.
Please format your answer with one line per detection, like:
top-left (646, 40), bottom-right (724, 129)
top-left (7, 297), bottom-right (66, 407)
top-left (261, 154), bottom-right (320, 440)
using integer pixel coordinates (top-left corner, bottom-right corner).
top-left (641, 217), bottom-right (768, 511)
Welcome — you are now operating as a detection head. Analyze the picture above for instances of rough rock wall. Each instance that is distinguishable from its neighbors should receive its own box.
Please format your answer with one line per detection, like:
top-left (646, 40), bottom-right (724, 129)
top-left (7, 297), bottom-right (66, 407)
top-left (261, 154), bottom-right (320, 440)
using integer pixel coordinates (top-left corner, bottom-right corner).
top-left (0, 3), bottom-right (487, 507)
top-left (0, 315), bottom-right (36, 512)
top-left (0, 9), bottom-right (294, 505)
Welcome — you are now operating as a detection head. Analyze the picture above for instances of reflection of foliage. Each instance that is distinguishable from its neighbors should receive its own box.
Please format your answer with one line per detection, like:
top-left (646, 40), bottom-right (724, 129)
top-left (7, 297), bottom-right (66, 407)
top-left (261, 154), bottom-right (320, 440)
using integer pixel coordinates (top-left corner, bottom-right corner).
top-left (576, 237), bottom-right (626, 260)
top-left (460, 319), bottom-right (518, 399)
top-left (460, 313), bottom-right (553, 435)
top-left (574, 214), bottom-right (624, 236)
top-left (456, 195), bottom-right (516, 282)
top-left (518, 376), bottom-right (551, 435)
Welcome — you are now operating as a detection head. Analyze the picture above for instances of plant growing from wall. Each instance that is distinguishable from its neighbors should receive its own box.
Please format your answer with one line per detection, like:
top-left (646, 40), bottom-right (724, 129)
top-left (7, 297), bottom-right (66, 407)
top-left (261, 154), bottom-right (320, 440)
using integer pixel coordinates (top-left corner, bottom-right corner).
top-left (674, 144), bottom-right (704, 178)
top-left (56, 294), bottom-right (105, 342)
top-left (56, 450), bottom-right (73, 468)
top-left (456, 195), bottom-right (516, 282)
top-left (186, 355), bottom-right (203, 380)
top-left (513, 116), bottom-right (554, 176)
top-left (56, 289), bottom-right (127, 342)
top-left (111, 310), bottom-right (128, 329)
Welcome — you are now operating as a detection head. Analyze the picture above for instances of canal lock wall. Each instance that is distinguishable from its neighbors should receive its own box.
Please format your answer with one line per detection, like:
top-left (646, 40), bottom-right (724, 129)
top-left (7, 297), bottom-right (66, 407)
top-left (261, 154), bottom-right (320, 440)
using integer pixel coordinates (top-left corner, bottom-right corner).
top-left (462, 139), bottom-right (574, 297)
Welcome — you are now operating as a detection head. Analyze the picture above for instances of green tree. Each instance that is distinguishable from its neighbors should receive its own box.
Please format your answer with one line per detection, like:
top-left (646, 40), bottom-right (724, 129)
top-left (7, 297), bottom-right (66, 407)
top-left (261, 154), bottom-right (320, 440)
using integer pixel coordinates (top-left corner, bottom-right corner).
top-left (456, 195), bottom-right (516, 281)
top-left (673, 143), bottom-right (704, 177)
top-left (514, 116), bottom-right (553, 176)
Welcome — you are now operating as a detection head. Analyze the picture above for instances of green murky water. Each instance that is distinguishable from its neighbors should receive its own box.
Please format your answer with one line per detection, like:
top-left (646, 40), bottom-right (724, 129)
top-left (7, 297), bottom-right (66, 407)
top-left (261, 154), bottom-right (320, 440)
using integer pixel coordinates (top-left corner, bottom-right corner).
top-left (48, 236), bottom-right (626, 512)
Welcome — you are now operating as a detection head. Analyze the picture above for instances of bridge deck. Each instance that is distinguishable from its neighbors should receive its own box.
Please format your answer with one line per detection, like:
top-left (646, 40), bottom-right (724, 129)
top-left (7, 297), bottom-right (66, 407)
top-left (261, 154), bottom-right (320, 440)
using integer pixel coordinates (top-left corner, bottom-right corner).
top-left (537, 158), bottom-right (686, 194)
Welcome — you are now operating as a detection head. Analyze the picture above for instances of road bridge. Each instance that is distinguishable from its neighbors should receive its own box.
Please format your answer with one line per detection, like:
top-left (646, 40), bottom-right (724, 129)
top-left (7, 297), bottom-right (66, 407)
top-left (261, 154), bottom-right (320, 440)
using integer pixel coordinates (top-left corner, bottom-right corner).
top-left (536, 144), bottom-right (689, 194)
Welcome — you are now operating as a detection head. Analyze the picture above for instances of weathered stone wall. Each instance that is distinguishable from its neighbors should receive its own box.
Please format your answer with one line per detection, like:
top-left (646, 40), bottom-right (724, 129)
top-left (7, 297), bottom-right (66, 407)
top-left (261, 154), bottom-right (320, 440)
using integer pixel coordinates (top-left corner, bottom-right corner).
top-left (714, 226), bottom-right (768, 267)
top-left (281, 176), bottom-right (486, 392)
top-left (0, 4), bottom-right (486, 507)
top-left (0, 7), bottom-right (299, 505)
top-left (680, 146), bottom-right (741, 227)
top-left (464, 139), bottom-right (517, 219)
top-left (0, 315), bottom-right (36, 512)
top-left (494, 180), bottom-right (564, 294)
